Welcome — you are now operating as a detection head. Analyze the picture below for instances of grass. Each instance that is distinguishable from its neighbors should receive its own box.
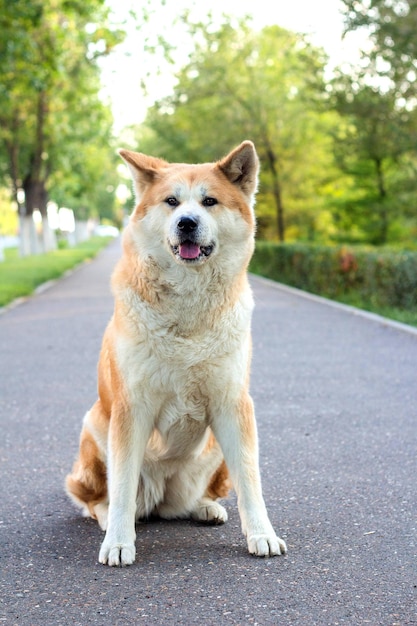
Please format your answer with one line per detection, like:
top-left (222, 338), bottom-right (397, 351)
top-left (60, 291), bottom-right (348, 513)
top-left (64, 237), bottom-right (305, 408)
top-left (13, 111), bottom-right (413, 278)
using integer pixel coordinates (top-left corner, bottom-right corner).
top-left (331, 293), bottom-right (417, 327)
top-left (250, 265), bottom-right (417, 328)
top-left (0, 237), bottom-right (112, 308)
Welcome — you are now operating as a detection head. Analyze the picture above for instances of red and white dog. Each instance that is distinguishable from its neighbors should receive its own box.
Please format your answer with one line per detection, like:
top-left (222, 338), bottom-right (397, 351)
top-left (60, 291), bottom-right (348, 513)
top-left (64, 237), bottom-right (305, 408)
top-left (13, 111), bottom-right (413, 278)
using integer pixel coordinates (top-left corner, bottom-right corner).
top-left (66, 141), bottom-right (287, 566)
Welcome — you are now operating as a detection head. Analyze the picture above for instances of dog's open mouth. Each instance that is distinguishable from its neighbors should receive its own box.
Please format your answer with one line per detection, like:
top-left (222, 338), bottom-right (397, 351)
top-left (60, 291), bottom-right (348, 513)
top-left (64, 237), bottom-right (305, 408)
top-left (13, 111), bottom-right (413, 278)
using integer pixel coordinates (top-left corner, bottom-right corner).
top-left (171, 241), bottom-right (214, 262)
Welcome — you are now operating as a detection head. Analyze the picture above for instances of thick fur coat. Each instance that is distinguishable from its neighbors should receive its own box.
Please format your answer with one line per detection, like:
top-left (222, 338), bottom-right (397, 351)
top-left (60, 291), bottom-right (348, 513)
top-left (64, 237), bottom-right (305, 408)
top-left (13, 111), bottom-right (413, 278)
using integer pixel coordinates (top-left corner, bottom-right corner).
top-left (66, 141), bottom-right (287, 566)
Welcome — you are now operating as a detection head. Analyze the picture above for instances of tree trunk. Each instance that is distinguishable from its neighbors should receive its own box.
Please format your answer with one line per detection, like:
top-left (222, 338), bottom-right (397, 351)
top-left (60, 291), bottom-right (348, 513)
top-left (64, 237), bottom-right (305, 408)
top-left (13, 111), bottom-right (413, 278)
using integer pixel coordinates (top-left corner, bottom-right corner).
top-left (19, 177), bottom-right (49, 255)
top-left (6, 129), bottom-right (26, 220)
top-left (74, 220), bottom-right (90, 243)
top-left (23, 177), bottom-right (48, 216)
top-left (19, 215), bottom-right (41, 256)
top-left (42, 215), bottom-right (57, 252)
top-left (19, 91), bottom-right (50, 255)
top-left (375, 157), bottom-right (388, 245)
top-left (265, 147), bottom-right (285, 242)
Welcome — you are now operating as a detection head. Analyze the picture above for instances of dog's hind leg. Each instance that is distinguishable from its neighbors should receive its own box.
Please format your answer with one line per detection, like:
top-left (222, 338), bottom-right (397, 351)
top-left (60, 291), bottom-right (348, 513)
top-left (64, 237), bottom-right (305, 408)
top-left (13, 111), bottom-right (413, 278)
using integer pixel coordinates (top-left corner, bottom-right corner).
top-left (157, 441), bottom-right (231, 523)
top-left (190, 459), bottom-right (231, 523)
top-left (92, 500), bottom-right (109, 531)
top-left (190, 497), bottom-right (228, 524)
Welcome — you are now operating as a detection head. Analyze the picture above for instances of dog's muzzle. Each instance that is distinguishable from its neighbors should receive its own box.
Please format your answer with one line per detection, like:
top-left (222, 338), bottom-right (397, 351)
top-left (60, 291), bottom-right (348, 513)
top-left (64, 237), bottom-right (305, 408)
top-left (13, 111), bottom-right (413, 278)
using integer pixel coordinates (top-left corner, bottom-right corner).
top-left (170, 215), bottom-right (214, 262)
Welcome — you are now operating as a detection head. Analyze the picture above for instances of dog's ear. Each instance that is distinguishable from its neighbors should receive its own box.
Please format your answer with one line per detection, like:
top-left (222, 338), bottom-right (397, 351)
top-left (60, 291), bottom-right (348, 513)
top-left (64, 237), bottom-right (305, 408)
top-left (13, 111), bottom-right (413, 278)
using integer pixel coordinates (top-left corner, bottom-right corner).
top-left (119, 149), bottom-right (168, 200)
top-left (218, 141), bottom-right (259, 204)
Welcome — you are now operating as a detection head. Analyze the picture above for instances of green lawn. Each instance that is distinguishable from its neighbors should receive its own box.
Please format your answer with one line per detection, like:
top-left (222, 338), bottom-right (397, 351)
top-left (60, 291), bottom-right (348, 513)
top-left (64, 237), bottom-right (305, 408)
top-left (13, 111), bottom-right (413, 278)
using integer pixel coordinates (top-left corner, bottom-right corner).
top-left (331, 293), bottom-right (417, 328)
top-left (0, 237), bottom-right (112, 308)
top-left (250, 271), bottom-right (417, 328)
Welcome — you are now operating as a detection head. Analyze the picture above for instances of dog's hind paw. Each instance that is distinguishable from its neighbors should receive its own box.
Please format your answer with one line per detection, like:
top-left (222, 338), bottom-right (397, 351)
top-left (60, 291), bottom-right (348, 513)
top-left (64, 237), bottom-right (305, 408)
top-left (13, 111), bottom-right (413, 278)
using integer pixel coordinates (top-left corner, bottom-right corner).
top-left (247, 533), bottom-right (287, 557)
top-left (93, 501), bottom-right (109, 531)
top-left (98, 540), bottom-right (136, 567)
top-left (191, 498), bottom-right (228, 524)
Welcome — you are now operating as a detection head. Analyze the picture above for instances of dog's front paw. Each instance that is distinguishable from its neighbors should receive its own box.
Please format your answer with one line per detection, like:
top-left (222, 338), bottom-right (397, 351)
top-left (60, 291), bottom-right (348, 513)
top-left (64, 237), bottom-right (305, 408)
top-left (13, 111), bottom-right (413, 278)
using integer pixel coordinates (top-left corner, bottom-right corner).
top-left (99, 539), bottom-right (136, 567)
top-left (247, 532), bottom-right (287, 557)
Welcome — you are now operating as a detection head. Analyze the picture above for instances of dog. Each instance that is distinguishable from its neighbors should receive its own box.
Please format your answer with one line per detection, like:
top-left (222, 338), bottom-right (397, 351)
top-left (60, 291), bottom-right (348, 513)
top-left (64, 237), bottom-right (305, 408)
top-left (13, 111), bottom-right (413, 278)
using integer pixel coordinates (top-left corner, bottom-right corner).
top-left (66, 141), bottom-right (287, 566)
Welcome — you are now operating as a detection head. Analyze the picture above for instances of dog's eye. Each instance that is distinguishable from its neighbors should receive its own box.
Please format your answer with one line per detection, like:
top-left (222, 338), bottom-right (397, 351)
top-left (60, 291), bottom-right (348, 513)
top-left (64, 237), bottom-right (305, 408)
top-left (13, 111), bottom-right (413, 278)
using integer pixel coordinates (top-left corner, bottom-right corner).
top-left (202, 197), bottom-right (218, 207)
top-left (165, 197), bottom-right (179, 208)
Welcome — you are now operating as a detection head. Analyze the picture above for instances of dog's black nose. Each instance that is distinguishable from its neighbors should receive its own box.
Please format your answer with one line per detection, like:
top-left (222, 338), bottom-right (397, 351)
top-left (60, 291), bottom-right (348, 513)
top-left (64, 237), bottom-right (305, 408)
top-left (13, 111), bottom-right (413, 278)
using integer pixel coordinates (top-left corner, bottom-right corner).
top-left (177, 216), bottom-right (198, 233)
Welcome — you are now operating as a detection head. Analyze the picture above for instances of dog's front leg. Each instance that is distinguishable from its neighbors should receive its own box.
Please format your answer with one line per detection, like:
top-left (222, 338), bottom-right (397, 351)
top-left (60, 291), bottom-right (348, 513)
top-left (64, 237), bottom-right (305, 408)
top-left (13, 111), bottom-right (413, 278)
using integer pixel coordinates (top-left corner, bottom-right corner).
top-left (99, 408), bottom-right (149, 566)
top-left (212, 392), bottom-right (287, 557)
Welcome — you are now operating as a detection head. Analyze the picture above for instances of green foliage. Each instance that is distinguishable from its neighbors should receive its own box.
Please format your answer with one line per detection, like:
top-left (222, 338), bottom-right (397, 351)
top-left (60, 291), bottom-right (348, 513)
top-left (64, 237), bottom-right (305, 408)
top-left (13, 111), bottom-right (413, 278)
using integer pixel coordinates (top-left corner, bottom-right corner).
top-left (135, 11), bottom-right (417, 246)
top-left (138, 18), bottom-right (339, 242)
top-left (0, 188), bottom-right (18, 235)
top-left (0, 0), bottom-right (124, 222)
top-left (126, 5), bottom-right (417, 247)
top-left (250, 241), bottom-right (417, 317)
top-left (0, 237), bottom-right (111, 307)
top-left (329, 60), bottom-right (417, 245)
top-left (341, 0), bottom-right (417, 100)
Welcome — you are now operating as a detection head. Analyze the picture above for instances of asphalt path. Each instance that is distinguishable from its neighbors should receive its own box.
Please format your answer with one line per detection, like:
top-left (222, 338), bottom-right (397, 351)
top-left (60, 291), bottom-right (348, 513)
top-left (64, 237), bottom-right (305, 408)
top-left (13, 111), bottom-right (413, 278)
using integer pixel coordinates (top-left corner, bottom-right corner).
top-left (0, 238), bottom-right (416, 625)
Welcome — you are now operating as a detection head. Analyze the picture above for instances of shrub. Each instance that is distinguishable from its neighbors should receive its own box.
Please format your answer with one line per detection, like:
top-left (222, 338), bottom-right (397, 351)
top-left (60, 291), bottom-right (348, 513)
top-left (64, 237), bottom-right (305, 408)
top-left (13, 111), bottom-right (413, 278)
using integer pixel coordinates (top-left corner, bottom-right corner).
top-left (250, 242), bottom-right (417, 311)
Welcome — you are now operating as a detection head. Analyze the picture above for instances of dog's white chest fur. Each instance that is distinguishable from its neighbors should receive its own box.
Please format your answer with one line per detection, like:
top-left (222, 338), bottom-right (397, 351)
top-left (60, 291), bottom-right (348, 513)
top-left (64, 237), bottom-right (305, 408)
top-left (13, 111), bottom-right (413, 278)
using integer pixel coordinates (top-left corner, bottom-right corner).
top-left (116, 280), bottom-right (253, 436)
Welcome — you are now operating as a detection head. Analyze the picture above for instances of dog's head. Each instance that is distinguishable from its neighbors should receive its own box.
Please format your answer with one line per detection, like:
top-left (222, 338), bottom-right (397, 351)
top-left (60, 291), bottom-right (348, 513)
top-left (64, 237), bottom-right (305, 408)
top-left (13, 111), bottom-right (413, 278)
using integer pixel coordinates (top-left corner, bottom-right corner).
top-left (119, 142), bottom-right (258, 269)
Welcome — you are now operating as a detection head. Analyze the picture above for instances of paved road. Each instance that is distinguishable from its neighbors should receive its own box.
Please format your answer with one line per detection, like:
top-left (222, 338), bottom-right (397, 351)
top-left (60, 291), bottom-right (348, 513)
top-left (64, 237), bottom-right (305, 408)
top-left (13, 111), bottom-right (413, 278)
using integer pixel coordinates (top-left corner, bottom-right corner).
top-left (1, 238), bottom-right (416, 625)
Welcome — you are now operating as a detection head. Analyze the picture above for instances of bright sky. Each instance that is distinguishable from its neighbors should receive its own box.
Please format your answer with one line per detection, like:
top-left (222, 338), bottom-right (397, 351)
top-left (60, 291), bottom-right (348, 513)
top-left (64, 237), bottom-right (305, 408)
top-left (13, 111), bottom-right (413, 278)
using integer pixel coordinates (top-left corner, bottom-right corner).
top-left (101, 0), bottom-right (368, 133)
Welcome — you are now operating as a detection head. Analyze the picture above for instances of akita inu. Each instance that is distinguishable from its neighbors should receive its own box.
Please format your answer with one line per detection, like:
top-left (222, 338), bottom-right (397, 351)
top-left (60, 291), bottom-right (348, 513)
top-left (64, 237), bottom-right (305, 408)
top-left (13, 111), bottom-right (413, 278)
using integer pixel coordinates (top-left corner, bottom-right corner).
top-left (66, 141), bottom-right (287, 566)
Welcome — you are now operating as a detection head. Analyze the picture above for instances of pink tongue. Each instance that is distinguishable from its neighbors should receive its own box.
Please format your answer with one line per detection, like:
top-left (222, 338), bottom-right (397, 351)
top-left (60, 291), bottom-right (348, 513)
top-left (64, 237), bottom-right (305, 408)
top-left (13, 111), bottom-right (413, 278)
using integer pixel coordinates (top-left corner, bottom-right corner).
top-left (179, 242), bottom-right (200, 259)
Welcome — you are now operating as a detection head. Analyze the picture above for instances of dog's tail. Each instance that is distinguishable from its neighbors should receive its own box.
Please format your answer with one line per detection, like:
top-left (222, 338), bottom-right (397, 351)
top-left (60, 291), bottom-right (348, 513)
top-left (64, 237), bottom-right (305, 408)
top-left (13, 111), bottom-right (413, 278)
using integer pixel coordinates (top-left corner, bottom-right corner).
top-left (206, 459), bottom-right (232, 499)
top-left (205, 430), bottom-right (232, 500)
top-left (65, 422), bottom-right (108, 520)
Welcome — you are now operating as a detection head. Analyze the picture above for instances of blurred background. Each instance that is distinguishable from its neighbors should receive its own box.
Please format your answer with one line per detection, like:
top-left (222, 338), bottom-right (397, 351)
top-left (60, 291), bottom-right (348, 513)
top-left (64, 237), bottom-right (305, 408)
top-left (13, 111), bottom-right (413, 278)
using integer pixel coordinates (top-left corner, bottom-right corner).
top-left (1, 0), bottom-right (416, 254)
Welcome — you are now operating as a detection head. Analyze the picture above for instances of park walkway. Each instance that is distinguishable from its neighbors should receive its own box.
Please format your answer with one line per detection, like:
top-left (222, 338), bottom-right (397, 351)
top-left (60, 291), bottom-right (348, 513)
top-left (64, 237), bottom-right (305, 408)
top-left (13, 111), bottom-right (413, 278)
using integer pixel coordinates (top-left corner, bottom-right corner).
top-left (0, 238), bottom-right (416, 625)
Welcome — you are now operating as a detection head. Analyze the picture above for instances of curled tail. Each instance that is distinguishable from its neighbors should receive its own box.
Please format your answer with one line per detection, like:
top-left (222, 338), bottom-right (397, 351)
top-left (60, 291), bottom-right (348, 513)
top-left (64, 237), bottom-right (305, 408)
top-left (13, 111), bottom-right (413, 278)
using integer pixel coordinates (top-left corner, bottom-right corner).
top-left (66, 422), bottom-right (107, 521)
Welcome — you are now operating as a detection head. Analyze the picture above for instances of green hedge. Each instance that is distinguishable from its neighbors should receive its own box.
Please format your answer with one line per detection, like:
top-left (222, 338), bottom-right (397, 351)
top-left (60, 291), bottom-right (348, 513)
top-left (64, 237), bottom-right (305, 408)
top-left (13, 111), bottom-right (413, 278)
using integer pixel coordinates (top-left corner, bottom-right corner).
top-left (249, 242), bottom-right (417, 311)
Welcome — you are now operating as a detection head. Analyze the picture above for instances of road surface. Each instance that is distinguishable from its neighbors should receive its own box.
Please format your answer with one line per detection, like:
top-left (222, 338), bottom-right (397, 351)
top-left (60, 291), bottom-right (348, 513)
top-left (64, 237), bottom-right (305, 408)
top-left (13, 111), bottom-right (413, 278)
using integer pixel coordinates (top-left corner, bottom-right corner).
top-left (1, 238), bottom-right (416, 625)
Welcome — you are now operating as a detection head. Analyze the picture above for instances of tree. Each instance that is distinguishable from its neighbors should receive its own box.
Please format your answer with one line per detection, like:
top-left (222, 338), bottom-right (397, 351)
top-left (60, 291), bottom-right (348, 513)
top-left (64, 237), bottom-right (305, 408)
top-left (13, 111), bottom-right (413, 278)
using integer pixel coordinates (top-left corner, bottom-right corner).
top-left (341, 0), bottom-right (417, 100)
top-left (330, 74), bottom-right (417, 244)
top-left (138, 18), bottom-right (334, 241)
top-left (0, 0), bottom-right (123, 254)
top-left (333, 1), bottom-right (417, 244)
